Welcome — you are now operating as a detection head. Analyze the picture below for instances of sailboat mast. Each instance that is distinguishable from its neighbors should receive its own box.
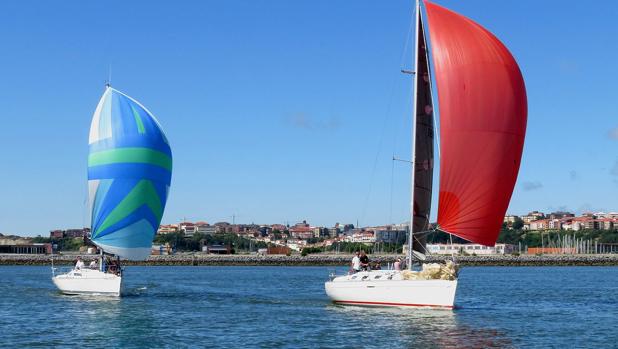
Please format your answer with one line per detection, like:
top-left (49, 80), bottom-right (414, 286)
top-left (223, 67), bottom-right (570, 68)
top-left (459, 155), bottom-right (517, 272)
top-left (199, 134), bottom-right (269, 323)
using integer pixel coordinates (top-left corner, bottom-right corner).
top-left (408, 0), bottom-right (421, 271)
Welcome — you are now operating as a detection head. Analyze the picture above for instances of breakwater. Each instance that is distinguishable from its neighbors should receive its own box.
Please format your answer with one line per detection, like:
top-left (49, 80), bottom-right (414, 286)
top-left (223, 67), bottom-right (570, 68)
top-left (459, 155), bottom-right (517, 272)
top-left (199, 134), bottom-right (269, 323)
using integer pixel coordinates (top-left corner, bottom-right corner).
top-left (2, 253), bottom-right (618, 266)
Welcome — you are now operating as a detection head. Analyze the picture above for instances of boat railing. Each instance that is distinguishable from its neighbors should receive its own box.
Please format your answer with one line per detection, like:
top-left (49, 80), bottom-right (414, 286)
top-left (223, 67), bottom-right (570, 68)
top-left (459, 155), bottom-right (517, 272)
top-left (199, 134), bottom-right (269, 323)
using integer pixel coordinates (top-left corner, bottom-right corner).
top-left (52, 266), bottom-right (104, 276)
top-left (51, 266), bottom-right (75, 276)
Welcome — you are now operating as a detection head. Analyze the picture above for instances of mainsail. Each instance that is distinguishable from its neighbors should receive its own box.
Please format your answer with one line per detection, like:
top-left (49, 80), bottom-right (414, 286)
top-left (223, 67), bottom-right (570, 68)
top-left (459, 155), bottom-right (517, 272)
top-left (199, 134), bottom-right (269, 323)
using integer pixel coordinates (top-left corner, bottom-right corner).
top-left (88, 86), bottom-right (172, 260)
top-left (411, 16), bottom-right (434, 254)
top-left (425, 1), bottom-right (527, 246)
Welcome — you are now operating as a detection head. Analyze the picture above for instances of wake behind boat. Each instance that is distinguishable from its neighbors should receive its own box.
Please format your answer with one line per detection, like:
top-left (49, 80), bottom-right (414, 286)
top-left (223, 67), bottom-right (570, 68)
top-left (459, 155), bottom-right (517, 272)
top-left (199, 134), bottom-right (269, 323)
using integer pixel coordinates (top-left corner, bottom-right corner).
top-left (325, 0), bottom-right (527, 309)
top-left (52, 85), bottom-right (173, 296)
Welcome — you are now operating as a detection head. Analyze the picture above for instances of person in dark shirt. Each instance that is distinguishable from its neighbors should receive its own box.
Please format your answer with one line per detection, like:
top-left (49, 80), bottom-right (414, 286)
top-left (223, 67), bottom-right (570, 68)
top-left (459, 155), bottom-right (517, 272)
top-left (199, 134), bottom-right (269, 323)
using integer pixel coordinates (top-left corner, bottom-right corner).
top-left (359, 250), bottom-right (369, 271)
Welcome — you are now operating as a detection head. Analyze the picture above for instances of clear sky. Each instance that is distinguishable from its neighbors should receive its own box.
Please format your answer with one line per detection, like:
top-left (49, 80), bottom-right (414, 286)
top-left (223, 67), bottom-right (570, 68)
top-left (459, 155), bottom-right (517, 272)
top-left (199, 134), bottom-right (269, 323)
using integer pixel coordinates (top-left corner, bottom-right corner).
top-left (1, 0), bottom-right (617, 236)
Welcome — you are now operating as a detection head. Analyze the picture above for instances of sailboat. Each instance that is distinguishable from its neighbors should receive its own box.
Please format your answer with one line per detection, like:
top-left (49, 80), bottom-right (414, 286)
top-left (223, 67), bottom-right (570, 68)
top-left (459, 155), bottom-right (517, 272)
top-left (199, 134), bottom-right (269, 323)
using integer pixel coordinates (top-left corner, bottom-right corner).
top-left (52, 85), bottom-right (172, 296)
top-left (325, 0), bottom-right (527, 308)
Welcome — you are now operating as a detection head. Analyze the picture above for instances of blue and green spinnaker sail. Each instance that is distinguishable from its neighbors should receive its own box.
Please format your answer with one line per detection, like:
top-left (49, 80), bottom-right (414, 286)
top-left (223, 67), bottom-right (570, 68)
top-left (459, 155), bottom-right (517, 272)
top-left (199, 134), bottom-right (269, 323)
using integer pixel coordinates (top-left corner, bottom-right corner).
top-left (88, 86), bottom-right (171, 260)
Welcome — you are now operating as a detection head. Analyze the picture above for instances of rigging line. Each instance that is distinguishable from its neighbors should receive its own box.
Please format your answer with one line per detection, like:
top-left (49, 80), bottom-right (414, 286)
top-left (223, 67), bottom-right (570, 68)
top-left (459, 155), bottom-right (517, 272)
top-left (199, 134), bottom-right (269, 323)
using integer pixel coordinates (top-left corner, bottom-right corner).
top-left (108, 64), bottom-right (112, 86)
top-left (399, 10), bottom-right (416, 70)
top-left (359, 80), bottom-right (396, 225)
top-left (359, 15), bottom-right (415, 226)
top-left (386, 10), bottom-right (416, 226)
top-left (388, 154), bottom-right (396, 224)
top-left (392, 9), bottom-right (416, 157)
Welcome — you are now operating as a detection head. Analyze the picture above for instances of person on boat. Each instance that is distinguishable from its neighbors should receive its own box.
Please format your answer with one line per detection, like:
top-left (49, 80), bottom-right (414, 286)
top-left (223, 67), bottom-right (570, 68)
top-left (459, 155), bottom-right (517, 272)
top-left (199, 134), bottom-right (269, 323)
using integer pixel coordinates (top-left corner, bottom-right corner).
top-left (108, 259), bottom-right (118, 275)
top-left (89, 259), bottom-right (98, 269)
top-left (359, 250), bottom-right (369, 271)
top-left (373, 261), bottom-right (382, 270)
top-left (351, 251), bottom-right (361, 274)
top-left (394, 258), bottom-right (402, 271)
top-left (74, 256), bottom-right (84, 270)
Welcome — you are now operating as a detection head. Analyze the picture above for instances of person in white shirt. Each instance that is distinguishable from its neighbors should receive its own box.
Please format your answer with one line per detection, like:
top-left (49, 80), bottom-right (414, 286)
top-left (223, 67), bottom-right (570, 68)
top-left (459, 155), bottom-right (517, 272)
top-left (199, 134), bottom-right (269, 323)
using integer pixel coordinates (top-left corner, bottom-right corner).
top-left (89, 259), bottom-right (98, 270)
top-left (351, 251), bottom-right (361, 273)
top-left (74, 256), bottom-right (85, 270)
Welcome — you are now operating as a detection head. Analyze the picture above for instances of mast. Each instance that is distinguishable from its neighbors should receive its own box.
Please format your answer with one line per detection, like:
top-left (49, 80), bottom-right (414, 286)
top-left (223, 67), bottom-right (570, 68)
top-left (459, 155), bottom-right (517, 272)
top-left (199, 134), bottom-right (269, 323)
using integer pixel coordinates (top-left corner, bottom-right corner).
top-left (408, 0), bottom-right (421, 271)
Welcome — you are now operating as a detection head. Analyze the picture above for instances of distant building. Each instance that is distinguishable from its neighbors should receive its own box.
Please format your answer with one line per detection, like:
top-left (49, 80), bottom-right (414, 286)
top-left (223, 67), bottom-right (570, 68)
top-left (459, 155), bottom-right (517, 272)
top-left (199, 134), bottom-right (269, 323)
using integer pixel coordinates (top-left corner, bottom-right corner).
top-left (548, 211), bottom-right (574, 219)
top-left (179, 222), bottom-right (196, 237)
top-left (266, 246), bottom-right (291, 255)
top-left (330, 223), bottom-right (343, 237)
top-left (528, 219), bottom-right (550, 231)
top-left (548, 219), bottom-right (562, 230)
top-left (0, 243), bottom-right (52, 254)
top-left (374, 229), bottom-right (407, 244)
top-left (521, 211), bottom-right (545, 223)
top-left (570, 217), bottom-right (597, 231)
top-left (157, 224), bottom-right (179, 235)
top-left (258, 226), bottom-right (272, 236)
top-left (203, 244), bottom-right (232, 254)
top-left (214, 222), bottom-right (232, 234)
top-left (427, 243), bottom-right (515, 255)
top-left (289, 226), bottom-right (315, 240)
top-left (345, 231), bottom-right (375, 244)
top-left (270, 224), bottom-right (287, 232)
top-left (527, 247), bottom-right (576, 255)
top-left (49, 228), bottom-right (89, 239)
top-left (49, 230), bottom-right (64, 239)
top-left (503, 215), bottom-right (519, 224)
top-left (196, 223), bottom-right (216, 235)
top-left (598, 218), bottom-right (616, 230)
top-left (286, 239), bottom-right (307, 251)
top-left (65, 228), bottom-right (90, 238)
top-left (151, 243), bottom-right (172, 255)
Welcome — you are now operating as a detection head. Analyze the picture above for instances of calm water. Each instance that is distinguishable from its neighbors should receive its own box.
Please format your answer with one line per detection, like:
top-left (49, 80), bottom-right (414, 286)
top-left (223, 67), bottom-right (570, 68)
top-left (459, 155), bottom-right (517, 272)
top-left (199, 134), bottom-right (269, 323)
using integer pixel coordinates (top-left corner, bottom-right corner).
top-left (1, 265), bottom-right (617, 348)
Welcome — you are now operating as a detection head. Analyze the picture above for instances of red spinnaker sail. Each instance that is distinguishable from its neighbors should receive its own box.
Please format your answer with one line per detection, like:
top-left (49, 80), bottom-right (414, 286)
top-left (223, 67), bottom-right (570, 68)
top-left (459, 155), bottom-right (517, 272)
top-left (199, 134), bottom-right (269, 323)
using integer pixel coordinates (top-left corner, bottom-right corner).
top-left (425, 1), bottom-right (527, 246)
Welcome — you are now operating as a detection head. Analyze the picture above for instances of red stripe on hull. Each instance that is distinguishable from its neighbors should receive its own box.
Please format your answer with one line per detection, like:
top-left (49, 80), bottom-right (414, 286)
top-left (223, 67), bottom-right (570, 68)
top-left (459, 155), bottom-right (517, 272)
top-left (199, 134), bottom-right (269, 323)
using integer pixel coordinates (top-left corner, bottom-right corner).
top-left (333, 300), bottom-right (454, 309)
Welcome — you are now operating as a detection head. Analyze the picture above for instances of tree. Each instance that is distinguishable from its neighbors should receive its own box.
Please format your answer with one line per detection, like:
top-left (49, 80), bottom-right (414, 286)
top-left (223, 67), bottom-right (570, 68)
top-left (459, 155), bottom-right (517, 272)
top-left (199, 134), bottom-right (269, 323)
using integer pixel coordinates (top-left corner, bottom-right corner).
top-left (512, 217), bottom-right (524, 230)
top-left (272, 229), bottom-right (282, 240)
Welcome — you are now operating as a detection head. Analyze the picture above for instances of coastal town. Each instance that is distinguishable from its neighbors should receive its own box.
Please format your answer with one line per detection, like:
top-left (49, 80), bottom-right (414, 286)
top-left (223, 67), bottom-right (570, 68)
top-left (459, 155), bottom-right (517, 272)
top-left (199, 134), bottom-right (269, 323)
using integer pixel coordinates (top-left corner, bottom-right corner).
top-left (2, 210), bottom-right (617, 257)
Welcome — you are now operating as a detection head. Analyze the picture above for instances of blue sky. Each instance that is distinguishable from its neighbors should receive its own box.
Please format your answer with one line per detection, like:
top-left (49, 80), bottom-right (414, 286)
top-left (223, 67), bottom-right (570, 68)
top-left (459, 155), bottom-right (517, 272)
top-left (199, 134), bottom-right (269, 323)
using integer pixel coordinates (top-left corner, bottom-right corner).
top-left (1, 0), bottom-right (617, 236)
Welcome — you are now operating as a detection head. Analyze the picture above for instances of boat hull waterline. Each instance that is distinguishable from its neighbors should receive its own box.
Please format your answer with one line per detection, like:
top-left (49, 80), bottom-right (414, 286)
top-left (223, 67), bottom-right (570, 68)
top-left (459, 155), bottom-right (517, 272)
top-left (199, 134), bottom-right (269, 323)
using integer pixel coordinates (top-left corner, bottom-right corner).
top-left (325, 271), bottom-right (457, 309)
top-left (52, 269), bottom-right (122, 296)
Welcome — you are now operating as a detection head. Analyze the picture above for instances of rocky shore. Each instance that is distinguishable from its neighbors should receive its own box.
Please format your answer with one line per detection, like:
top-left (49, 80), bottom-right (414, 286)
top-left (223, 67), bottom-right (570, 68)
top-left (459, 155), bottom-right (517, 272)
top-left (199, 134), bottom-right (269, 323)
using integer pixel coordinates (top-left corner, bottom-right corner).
top-left (1, 253), bottom-right (618, 266)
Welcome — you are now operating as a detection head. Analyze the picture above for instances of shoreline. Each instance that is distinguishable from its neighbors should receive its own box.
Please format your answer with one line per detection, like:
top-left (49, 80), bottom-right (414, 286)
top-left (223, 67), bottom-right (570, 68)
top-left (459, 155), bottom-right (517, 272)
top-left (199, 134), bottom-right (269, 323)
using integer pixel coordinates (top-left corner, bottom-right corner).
top-left (1, 253), bottom-right (618, 266)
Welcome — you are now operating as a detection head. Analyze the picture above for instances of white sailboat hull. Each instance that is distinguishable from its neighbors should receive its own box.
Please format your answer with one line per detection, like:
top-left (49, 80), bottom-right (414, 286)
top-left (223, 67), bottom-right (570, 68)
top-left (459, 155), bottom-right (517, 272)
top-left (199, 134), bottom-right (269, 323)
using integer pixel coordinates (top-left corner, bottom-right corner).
top-left (52, 268), bottom-right (122, 296)
top-left (325, 271), bottom-right (457, 309)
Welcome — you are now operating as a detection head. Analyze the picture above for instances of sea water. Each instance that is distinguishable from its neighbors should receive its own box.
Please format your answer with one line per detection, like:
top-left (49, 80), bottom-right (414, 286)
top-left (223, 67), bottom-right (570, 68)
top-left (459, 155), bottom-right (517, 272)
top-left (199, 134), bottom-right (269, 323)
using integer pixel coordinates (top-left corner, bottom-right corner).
top-left (1, 265), bottom-right (616, 348)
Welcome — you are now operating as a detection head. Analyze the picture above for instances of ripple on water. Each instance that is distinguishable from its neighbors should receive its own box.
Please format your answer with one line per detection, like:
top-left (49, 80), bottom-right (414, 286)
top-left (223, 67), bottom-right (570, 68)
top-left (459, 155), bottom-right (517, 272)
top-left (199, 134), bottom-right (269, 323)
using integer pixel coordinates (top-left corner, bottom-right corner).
top-left (1, 265), bottom-right (617, 348)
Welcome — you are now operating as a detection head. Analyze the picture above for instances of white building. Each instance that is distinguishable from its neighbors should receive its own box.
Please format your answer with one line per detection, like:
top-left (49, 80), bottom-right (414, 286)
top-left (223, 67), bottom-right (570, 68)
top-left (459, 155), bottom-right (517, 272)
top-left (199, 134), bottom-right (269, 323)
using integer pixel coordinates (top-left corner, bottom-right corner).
top-left (157, 224), bottom-right (178, 234)
top-left (503, 215), bottom-right (519, 224)
top-left (286, 239), bottom-right (307, 252)
top-left (179, 223), bottom-right (196, 237)
top-left (345, 232), bottom-right (375, 243)
top-left (427, 243), bottom-right (515, 255)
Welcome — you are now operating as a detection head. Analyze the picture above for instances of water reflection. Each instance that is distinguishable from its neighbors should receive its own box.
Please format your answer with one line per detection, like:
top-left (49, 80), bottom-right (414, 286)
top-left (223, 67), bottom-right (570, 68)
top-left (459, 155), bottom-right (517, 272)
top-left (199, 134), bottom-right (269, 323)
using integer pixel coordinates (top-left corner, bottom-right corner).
top-left (329, 305), bottom-right (513, 348)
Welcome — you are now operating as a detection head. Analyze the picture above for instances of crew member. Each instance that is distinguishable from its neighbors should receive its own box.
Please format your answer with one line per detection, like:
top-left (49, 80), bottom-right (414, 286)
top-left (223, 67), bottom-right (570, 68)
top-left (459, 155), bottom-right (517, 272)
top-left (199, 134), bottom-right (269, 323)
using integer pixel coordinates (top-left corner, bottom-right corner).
top-left (74, 256), bottom-right (84, 270)
top-left (359, 250), bottom-right (369, 271)
top-left (351, 251), bottom-right (361, 273)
